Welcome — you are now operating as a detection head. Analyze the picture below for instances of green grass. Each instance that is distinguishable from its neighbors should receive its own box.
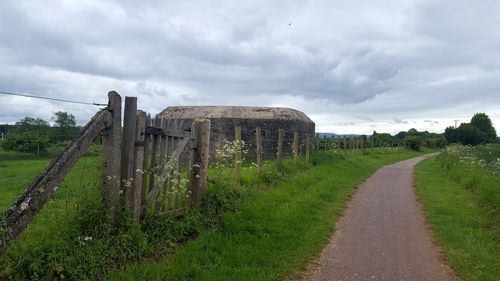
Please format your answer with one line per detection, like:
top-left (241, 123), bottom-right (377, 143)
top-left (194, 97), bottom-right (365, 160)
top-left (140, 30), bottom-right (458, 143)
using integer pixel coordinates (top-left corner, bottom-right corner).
top-left (0, 158), bottom-right (50, 211)
top-left (0, 156), bottom-right (104, 280)
top-left (415, 155), bottom-right (500, 281)
top-left (1, 148), bottom-right (427, 280)
top-left (109, 149), bottom-right (426, 281)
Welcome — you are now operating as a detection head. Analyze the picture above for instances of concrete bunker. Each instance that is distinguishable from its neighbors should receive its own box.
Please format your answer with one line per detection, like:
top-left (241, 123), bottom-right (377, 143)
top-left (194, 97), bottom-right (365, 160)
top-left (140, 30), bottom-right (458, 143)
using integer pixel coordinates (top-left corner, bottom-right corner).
top-left (157, 106), bottom-right (315, 161)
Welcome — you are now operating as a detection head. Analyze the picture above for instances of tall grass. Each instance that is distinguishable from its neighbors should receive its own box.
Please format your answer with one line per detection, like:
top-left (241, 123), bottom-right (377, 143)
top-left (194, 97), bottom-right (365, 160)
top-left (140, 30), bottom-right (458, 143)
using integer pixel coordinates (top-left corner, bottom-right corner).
top-left (415, 144), bottom-right (500, 281)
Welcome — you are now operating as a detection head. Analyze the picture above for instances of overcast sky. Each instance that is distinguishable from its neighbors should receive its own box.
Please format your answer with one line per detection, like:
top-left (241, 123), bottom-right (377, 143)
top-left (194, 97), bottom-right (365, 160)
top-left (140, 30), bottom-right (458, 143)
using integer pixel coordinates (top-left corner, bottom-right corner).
top-left (1, 0), bottom-right (499, 135)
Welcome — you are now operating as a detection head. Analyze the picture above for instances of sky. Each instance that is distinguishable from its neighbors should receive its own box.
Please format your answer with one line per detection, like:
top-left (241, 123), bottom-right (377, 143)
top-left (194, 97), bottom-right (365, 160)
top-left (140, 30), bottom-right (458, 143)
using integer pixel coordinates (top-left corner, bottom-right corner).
top-left (1, 0), bottom-right (499, 135)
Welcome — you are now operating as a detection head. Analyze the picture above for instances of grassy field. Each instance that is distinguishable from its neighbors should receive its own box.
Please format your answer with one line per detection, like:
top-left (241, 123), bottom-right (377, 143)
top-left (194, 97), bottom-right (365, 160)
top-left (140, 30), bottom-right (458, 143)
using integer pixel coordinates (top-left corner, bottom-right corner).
top-left (415, 145), bottom-right (500, 281)
top-left (1, 147), bottom-right (427, 280)
top-left (110, 149), bottom-right (427, 281)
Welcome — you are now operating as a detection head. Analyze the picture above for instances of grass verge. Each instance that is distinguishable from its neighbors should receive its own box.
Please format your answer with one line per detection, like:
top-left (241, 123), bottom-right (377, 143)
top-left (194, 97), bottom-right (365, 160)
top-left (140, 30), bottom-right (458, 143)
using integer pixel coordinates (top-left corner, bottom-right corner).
top-left (109, 149), bottom-right (426, 281)
top-left (415, 154), bottom-right (500, 281)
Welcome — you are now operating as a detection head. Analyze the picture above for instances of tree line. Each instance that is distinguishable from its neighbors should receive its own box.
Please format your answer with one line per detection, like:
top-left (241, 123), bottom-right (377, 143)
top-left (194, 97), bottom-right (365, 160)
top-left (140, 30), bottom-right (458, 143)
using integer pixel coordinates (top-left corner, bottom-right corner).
top-left (0, 111), bottom-right (80, 154)
top-left (444, 113), bottom-right (498, 145)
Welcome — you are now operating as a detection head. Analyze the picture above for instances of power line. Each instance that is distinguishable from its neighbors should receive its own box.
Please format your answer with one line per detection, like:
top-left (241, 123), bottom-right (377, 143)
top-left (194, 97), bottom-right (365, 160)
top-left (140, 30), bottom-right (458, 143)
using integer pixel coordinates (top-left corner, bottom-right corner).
top-left (0, 91), bottom-right (107, 106)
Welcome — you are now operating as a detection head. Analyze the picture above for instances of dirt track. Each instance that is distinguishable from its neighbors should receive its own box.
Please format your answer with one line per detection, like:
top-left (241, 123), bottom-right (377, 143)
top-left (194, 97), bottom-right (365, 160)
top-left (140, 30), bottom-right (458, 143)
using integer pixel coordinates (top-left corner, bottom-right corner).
top-left (304, 154), bottom-right (459, 281)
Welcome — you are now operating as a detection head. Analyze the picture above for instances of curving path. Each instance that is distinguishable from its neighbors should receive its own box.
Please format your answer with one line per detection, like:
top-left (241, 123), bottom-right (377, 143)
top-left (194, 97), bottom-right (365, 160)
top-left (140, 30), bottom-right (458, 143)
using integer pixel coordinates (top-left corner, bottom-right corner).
top-left (304, 154), bottom-right (460, 281)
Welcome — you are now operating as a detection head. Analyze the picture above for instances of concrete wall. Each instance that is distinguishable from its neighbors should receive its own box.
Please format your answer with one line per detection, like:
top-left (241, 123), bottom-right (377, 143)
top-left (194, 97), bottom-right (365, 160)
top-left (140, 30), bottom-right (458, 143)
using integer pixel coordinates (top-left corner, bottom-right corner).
top-left (164, 117), bottom-right (315, 162)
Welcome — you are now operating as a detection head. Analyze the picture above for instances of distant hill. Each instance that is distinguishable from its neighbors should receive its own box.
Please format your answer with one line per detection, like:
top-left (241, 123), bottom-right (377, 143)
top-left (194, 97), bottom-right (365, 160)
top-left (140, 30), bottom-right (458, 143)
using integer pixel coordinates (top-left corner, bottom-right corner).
top-left (317, 133), bottom-right (364, 138)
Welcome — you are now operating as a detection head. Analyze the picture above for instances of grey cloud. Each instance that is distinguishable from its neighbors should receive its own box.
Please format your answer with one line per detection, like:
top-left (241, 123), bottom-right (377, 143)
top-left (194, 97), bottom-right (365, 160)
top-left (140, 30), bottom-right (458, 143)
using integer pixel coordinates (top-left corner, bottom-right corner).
top-left (0, 0), bottom-right (499, 134)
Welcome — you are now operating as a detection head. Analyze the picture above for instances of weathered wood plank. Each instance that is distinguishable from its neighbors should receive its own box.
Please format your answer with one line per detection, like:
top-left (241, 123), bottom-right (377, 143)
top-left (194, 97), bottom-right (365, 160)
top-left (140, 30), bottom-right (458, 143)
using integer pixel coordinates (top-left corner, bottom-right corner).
top-left (144, 137), bottom-right (189, 206)
top-left (1, 107), bottom-right (113, 250)
top-left (122, 96), bottom-right (137, 206)
top-left (235, 126), bottom-right (242, 185)
top-left (187, 118), bottom-right (211, 207)
top-left (131, 111), bottom-right (146, 222)
top-left (102, 91), bottom-right (122, 221)
top-left (305, 133), bottom-right (310, 163)
top-left (293, 132), bottom-right (299, 162)
top-left (145, 126), bottom-right (191, 138)
top-left (276, 128), bottom-right (284, 168)
top-left (256, 127), bottom-right (263, 177)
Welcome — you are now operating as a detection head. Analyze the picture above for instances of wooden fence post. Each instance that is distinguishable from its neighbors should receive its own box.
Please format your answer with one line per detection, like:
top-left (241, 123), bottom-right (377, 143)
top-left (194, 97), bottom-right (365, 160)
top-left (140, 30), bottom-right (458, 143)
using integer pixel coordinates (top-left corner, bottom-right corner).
top-left (293, 132), bottom-right (299, 162)
top-left (256, 127), bottom-right (263, 177)
top-left (121, 96), bottom-right (137, 209)
top-left (315, 133), bottom-right (320, 150)
top-left (235, 126), bottom-right (242, 185)
top-left (188, 118), bottom-right (211, 207)
top-left (277, 128), bottom-right (284, 168)
top-left (131, 111), bottom-right (146, 221)
top-left (102, 91), bottom-right (122, 221)
top-left (305, 133), bottom-right (310, 163)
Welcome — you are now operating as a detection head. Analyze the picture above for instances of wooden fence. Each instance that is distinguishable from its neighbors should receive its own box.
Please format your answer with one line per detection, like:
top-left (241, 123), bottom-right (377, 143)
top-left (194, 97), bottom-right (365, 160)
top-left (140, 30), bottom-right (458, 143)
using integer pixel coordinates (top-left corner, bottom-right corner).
top-left (230, 126), bottom-right (312, 184)
top-left (314, 134), bottom-right (405, 152)
top-left (0, 92), bottom-right (209, 251)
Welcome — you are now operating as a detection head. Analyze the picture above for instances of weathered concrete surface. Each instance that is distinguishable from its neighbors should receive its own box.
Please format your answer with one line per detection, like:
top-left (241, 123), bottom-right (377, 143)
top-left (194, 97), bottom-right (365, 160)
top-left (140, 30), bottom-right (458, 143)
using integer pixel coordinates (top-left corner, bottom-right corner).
top-left (158, 106), bottom-right (315, 161)
top-left (304, 154), bottom-right (460, 281)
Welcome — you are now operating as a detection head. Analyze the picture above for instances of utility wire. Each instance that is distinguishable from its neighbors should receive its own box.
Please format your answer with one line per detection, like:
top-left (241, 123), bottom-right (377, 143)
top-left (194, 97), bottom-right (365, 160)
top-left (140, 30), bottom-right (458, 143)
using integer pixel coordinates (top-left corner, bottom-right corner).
top-left (0, 91), bottom-right (107, 106)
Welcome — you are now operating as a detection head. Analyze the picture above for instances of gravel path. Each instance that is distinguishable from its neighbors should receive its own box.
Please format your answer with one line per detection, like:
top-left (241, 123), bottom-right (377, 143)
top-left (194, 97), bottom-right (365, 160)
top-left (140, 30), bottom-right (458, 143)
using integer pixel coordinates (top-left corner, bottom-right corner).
top-left (304, 154), bottom-right (459, 281)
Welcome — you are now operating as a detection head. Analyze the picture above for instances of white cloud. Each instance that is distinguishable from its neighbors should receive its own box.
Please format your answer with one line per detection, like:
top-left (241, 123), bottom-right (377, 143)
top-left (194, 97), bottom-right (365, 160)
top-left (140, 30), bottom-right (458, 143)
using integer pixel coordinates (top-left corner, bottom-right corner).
top-left (0, 0), bottom-right (499, 135)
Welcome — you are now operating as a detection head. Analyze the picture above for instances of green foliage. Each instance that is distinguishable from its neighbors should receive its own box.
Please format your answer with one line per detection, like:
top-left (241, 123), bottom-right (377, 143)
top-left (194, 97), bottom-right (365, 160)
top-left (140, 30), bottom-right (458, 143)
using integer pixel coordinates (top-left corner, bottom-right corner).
top-left (0, 131), bottom-right (50, 153)
top-left (445, 113), bottom-right (497, 145)
top-left (470, 113), bottom-right (497, 143)
top-left (52, 111), bottom-right (76, 128)
top-left (403, 135), bottom-right (422, 150)
top-left (371, 131), bottom-right (393, 144)
top-left (415, 146), bottom-right (500, 281)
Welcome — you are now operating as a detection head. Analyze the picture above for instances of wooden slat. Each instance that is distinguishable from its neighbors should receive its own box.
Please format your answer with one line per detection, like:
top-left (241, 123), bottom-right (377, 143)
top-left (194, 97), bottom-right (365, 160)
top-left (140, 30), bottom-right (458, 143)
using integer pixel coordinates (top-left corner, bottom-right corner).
top-left (142, 114), bottom-right (151, 198)
top-left (131, 111), bottom-right (146, 221)
top-left (187, 118), bottom-right (211, 207)
top-left (256, 127), bottom-right (263, 177)
top-left (156, 207), bottom-right (187, 219)
top-left (157, 118), bottom-right (168, 208)
top-left (148, 118), bottom-right (161, 194)
top-left (102, 92), bottom-right (122, 221)
top-left (144, 136), bottom-right (190, 206)
top-left (235, 126), bottom-right (242, 185)
top-left (121, 96), bottom-right (137, 205)
top-left (145, 126), bottom-right (191, 138)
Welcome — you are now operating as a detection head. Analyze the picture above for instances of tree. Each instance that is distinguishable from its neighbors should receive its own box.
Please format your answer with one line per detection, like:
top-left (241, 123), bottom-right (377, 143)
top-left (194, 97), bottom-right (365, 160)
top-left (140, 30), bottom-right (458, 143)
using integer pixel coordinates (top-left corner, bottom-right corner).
top-left (444, 113), bottom-right (497, 145)
top-left (444, 126), bottom-right (460, 144)
top-left (456, 123), bottom-right (483, 145)
top-left (404, 135), bottom-right (422, 151)
top-left (51, 111), bottom-right (78, 142)
top-left (14, 117), bottom-right (50, 134)
top-left (470, 113), bottom-right (497, 143)
top-left (52, 111), bottom-right (76, 128)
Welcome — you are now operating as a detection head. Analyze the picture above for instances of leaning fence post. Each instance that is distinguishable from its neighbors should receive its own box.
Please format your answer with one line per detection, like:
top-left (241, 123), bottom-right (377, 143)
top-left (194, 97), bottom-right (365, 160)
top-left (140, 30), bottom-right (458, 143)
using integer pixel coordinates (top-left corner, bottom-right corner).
top-left (256, 127), bottom-right (263, 177)
top-left (235, 126), bottom-right (242, 185)
top-left (305, 133), bottom-right (310, 163)
top-left (276, 128), bottom-right (284, 168)
top-left (121, 96), bottom-right (137, 209)
top-left (102, 91), bottom-right (122, 221)
top-left (131, 111), bottom-right (146, 221)
top-left (293, 132), bottom-right (299, 162)
top-left (188, 118), bottom-right (211, 207)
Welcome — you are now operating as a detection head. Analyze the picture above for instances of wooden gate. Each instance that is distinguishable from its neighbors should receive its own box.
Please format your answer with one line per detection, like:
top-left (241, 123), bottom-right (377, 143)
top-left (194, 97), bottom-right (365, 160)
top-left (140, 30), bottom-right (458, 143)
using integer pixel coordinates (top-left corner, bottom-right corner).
top-left (1, 92), bottom-right (210, 252)
top-left (120, 97), bottom-right (211, 221)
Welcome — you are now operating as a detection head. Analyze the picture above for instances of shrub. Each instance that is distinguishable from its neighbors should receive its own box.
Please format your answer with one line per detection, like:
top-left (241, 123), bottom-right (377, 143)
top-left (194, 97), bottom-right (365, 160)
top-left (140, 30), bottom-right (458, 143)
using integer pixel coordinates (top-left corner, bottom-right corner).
top-left (0, 131), bottom-right (50, 154)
